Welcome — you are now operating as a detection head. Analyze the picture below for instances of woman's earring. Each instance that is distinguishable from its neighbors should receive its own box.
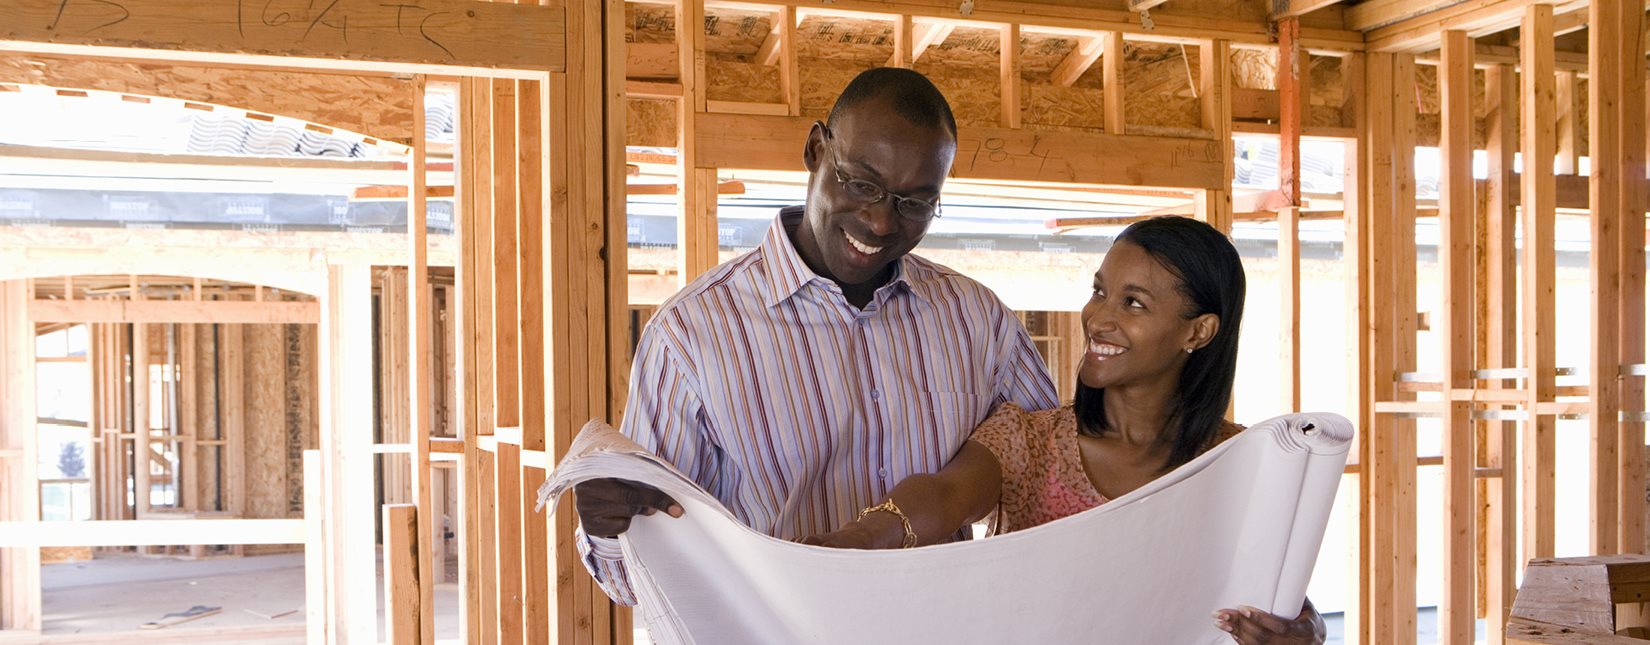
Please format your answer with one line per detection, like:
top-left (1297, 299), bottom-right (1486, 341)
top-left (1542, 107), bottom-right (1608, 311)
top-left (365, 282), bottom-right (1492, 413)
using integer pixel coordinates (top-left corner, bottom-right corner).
top-left (1185, 347), bottom-right (1194, 354)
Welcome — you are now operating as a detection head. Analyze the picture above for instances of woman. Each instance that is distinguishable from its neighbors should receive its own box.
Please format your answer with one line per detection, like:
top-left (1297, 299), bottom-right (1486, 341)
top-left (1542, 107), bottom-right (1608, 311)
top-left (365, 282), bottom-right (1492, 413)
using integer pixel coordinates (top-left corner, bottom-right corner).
top-left (804, 216), bottom-right (1325, 644)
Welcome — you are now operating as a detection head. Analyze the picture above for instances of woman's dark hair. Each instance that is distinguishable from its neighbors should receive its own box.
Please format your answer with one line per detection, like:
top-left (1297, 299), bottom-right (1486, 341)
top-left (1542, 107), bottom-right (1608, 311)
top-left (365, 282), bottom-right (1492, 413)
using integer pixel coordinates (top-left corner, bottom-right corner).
top-left (1073, 216), bottom-right (1246, 470)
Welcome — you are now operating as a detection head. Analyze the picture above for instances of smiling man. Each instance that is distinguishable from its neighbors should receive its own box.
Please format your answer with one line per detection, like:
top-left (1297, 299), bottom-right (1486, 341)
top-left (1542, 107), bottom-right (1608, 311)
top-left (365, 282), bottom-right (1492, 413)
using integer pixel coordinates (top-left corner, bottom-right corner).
top-left (572, 67), bottom-right (1059, 605)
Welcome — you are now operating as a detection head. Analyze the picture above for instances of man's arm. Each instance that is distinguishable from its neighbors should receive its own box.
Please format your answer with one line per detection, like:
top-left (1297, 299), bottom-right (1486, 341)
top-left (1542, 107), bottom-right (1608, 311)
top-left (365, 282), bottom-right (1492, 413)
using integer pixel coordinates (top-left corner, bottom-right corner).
top-left (993, 305), bottom-right (1061, 410)
top-left (573, 325), bottom-right (714, 605)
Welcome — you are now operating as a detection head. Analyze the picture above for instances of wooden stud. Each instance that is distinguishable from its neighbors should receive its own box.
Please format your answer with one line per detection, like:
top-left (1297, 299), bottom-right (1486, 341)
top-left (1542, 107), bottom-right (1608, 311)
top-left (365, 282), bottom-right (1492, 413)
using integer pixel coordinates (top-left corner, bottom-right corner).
top-left (1103, 33), bottom-right (1126, 135)
top-left (492, 79), bottom-right (522, 431)
top-left (1198, 39), bottom-right (1233, 232)
top-left (910, 22), bottom-right (954, 65)
top-left (179, 323), bottom-right (198, 515)
top-left (1392, 53), bottom-right (1420, 645)
top-left (1613, 0), bottom-right (1647, 555)
top-left (1521, 3), bottom-right (1558, 566)
top-left (888, 15), bottom-right (912, 69)
top-left (454, 77), bottom-right (486, 645)
top-left (318, 264), bottom-right (379, 643)
top-left (382, 504), bottom-right (421, 645)
top-left (1000, 24), bottom-right (1021, 129)
top-left (781, 6), bottom-right (800, 116)
top-left (1278, 18), bottom-right (1304, 207)
top-left (219, 323), bottom-right (244, 519)
top-left (0, 280), bottom-right (41, 631)
top-left (303, 450), bottom-right (325, 645)
top-left (1483, 62), bottom-right (1520, 645)
top-left (133, 322), bottom-right (152, 516)
top-left (1438, 30), bottom-right (1475, 645)
top-left (408, 75), bottom-right (436, 645)
top-left (1279, 205), bottom-right (1301, 412)
top-left (515, 68), bottom-right (550, 645)
top-left (1555, 71), bottom-right (1580, 176)
top-left (1340, 50), bottom-right (1371, 644)
top-left (1590, 0), bottom-right (1624, 556)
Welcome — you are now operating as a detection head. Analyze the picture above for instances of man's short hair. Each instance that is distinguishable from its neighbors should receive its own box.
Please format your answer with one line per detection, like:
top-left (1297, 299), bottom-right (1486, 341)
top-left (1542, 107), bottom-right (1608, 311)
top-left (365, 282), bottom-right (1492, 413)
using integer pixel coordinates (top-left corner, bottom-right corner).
top-left (826, 68), bottom-right (958, 139)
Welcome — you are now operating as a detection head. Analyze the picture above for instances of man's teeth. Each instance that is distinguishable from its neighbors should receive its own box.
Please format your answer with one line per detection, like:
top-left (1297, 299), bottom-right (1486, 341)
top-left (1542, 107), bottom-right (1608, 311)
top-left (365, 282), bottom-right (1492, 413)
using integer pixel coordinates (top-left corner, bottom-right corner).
top-left (1089, 341), bottom-right (1126, 356)
top-left (845, 231), bottom-right (883, 255)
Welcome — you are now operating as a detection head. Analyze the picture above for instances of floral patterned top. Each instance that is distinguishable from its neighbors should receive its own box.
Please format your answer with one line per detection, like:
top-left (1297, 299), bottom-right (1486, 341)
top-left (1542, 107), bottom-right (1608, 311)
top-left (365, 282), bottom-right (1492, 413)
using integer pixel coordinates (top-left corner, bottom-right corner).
top-left (968, 402), bottom-right (1242, 534)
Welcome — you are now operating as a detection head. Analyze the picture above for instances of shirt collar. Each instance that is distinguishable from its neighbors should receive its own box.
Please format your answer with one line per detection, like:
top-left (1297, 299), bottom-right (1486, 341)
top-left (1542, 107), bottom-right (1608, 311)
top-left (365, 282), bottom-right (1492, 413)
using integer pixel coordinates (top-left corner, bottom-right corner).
top-left (760, 206), bottom-right (919, 309)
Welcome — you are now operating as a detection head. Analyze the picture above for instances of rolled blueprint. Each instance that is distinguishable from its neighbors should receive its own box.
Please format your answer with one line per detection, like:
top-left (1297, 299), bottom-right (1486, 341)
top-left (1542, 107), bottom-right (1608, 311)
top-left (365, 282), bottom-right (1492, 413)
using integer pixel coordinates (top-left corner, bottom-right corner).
top-left (539, 412), bottom-right (1352, 645)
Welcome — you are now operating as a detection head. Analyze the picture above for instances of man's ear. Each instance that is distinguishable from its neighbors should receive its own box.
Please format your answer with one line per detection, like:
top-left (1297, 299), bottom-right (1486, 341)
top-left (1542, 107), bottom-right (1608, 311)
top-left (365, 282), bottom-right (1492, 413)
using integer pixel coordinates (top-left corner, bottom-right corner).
top-left (1189, 313), bottom-right (1220, 352)
top-left (803, 121), bottom-right (827, 173)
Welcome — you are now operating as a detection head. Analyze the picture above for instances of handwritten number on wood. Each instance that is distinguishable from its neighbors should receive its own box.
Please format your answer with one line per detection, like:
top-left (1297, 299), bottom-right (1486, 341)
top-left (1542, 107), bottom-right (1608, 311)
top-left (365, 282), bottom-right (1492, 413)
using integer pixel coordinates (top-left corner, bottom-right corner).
top-left (47, 0), bottom-right (132, 34)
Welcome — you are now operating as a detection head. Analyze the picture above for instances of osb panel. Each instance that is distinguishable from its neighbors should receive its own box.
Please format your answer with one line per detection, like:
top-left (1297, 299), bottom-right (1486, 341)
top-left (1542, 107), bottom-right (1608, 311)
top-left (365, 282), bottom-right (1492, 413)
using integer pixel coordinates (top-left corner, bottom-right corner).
top-left (800, 59), bottom-right (880, 118)
top-left (243, 324), bottom-right (287, 521)
top-left (795, 16), bottom-right (896, 64)
top-left (628, 98), bottom-right (678, 148)
top-left (910, 63), bottom-right (1002, 127)
top-left (923, 26), bottom-right (1004, 70)
top-left (707, 57), bottom-right (783, 103)
top-left (1024, 84), bottom-right (1107, 131)
top-left (1578, 78), bottom-right (1590, 158)
top-left (628, 2), bottom-right (674, 44)
top-left (1021, 32), bottom-right (1084, 80)
top-left (1124, 42), bottom-right (1201, 130)
top-left (705, 10), bottom-right (775, 58)
top-left (1232, 47), bottom-right (1275, 90)
top-left (0, 55), bottom-right (415, 143)
top-left (284, 324), bottom-right (312, 514)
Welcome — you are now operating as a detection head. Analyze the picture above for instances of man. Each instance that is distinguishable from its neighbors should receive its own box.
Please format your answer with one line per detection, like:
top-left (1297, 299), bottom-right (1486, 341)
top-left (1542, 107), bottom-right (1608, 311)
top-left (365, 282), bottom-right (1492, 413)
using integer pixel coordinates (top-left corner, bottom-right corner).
top-left (573, 67), bottom-right (1059, 604)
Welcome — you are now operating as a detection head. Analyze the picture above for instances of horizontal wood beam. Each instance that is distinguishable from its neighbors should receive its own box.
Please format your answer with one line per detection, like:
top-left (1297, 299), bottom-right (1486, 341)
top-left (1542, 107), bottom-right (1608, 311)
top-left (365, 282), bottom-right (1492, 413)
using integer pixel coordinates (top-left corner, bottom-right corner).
top-left (0, 519), bottom-right (304, 547)
top-left (1365, 0), bottom-right (1569, 53)
top-left (0, 0), bottom-right (563, 77)
top-left (1272, 0), bottom-right (1348, 19)
top-left (696, 113), bottom-right (1226, 189)
top-left (0, 55), bottom-right (418, 143)
top-left (29, 299), bottom-right (319, 324)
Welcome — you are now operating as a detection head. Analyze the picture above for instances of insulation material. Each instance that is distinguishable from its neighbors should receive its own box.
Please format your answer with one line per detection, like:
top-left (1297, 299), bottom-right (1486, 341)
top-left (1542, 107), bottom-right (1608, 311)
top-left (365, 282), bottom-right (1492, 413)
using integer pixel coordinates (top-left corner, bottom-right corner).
top-left (628, 98), bottom-right (679, 148)
top-left (1124, 42), bottom-right (1201, 130)
top-left (243, 324), bottom-right (287, 521)
top-left (628, 2), bottom-right (674, 44)
top-left (1306, 55), bottom-right (1347, 128)
top-left (706, 58), bottom-right (783, 104)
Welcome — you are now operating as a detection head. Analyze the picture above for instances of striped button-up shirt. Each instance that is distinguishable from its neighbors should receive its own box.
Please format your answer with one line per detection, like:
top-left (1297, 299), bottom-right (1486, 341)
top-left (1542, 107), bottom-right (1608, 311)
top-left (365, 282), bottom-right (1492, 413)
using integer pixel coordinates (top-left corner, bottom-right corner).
top-left (580, 207), bottom-right (1059, 604)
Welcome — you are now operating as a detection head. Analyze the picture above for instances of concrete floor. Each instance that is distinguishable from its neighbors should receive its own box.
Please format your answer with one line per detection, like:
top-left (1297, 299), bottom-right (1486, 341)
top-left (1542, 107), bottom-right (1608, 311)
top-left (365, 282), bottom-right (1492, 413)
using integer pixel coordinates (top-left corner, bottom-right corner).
top-left (35, 552), bottom-right (463, 644)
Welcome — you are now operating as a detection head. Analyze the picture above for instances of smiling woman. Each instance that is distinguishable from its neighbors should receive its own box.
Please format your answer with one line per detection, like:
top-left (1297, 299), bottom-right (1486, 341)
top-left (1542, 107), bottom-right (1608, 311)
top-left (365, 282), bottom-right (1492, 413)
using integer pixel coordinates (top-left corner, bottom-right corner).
top-left (805, 216), bottom-right (1326, 643)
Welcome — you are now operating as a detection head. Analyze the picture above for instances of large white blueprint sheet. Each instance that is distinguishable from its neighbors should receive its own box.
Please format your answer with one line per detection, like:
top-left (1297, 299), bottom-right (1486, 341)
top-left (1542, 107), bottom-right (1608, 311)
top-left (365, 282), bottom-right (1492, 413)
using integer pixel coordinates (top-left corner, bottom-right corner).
top-left (539, 413), bottom-right (1352, 645)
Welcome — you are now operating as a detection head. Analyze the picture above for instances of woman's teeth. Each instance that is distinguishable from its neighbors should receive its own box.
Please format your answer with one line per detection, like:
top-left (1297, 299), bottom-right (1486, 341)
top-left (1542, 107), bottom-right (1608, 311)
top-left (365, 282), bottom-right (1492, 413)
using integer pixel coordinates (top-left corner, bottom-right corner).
top-left (1089, 341), bottom-right (1126, 357)
top-left (845, 231), bottom-right (883, 255)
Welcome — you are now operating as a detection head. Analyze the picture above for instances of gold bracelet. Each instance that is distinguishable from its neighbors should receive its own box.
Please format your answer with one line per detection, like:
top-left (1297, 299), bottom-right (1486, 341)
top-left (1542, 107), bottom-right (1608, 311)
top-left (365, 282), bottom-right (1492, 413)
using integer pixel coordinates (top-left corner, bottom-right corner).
top-left (856, 498), bottom-right (919, 549)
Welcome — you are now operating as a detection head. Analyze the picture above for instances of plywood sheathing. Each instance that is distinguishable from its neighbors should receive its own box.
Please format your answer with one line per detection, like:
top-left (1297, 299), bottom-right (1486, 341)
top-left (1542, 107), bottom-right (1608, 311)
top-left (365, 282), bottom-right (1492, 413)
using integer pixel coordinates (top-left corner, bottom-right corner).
top-left (0, 54), bottom-right (417, 144)
top-left (1123, 42), bottom-right (1202, 131)
top-left (628, 98), bottom-right (678, 148)
top-left (1233, 48), bottom-right (1276, 89)
top-left (193, 323), bottom-right (221, 512)
top-left (244, 323), bottom-right (287, 522)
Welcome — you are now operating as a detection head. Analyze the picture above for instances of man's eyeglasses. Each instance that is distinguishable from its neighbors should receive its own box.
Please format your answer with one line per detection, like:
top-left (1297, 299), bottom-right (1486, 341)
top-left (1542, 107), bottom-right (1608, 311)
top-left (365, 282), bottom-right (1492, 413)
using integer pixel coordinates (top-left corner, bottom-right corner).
top-left (820, 126), bottom-right (942, 223)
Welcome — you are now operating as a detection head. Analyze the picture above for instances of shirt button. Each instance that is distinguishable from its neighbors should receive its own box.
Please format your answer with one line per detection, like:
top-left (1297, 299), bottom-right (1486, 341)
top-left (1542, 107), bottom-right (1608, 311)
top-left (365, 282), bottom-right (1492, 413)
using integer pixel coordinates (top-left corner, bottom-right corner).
top-left (878, 467), bottom-right (888, 479)
top-left (870, 389), bottom-right (881, 401)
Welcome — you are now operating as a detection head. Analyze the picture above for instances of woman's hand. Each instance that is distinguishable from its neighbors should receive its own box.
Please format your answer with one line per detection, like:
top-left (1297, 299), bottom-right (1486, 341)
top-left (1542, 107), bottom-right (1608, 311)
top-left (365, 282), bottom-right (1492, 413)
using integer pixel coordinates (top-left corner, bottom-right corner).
top-left (1212, 598), bottom-right (1325, 644)
top-left (796, 513), bottom-right (906, 550)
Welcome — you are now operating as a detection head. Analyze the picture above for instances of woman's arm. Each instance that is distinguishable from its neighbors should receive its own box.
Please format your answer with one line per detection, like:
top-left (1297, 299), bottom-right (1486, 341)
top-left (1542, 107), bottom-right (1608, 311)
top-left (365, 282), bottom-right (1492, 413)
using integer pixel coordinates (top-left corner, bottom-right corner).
top-left (801, 440), bottom-right (1004, 549)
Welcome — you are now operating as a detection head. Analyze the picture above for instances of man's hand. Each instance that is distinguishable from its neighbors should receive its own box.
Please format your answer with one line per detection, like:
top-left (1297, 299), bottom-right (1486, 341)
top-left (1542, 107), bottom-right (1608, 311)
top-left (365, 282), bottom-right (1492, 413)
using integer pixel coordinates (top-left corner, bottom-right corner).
top-left (573, 478), bottom-right (683, 538)
top-left (796, 513), bottom-right (905, 550)
top-left (1212, 598), bottom-right (1326, 644)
